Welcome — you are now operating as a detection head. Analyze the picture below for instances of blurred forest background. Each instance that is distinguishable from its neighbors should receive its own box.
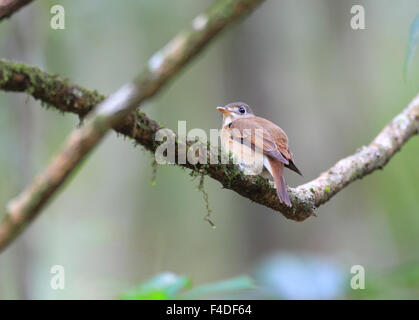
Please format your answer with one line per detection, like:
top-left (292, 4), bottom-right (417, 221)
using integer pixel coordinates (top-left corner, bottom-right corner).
top-left (0, 0), bottom-right (419, 299)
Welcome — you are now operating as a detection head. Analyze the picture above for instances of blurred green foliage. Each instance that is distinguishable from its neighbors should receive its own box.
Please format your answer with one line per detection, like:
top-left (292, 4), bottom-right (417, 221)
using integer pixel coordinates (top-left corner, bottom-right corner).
top-left (121, 273), bottom-right (192, 300)
top-left (120, 272), bottom-right (255, 300)
top-left (120, 256), bottom-right (419, 300)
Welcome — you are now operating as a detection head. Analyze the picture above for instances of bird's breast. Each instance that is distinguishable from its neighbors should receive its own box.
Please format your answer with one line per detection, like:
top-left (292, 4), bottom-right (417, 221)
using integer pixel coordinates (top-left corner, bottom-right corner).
top-left (220, 127), bottom-right (265, 175)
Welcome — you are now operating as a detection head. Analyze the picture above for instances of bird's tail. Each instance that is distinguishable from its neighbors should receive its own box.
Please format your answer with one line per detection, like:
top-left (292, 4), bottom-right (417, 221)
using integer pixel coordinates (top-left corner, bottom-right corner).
top-left (285, 160), bottom-right (303, 176)
top-left (268, 158), bottom-right (291, 207)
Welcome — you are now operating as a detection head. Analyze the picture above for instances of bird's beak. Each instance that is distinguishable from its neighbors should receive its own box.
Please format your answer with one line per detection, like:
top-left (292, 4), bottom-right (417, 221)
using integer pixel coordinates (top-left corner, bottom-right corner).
top-left (217, 106), bottom-right (230, 114)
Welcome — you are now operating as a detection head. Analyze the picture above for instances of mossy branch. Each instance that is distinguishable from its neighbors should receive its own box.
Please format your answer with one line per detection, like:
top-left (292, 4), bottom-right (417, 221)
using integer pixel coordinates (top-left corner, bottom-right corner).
top-left (2, 57), bottom-right (419, 224)
top-left (0, 0), bottom-right (266, 252)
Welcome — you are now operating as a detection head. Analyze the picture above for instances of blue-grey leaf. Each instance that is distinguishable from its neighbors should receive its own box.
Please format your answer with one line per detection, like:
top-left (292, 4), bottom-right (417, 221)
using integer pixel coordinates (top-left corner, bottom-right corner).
top-left (405, 15), bottom-right (419, 81)
top-left (254, 253), bottom-right (346, 299)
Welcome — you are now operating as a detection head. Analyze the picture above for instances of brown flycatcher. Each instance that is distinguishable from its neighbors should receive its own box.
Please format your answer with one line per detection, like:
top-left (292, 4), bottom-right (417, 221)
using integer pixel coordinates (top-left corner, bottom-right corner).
top-left (217, 102), bottom-right (302, 207)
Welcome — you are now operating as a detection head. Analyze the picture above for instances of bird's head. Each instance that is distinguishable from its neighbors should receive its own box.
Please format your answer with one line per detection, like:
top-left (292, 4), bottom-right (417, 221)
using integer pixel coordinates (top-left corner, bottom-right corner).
top-left (216, 102), bottom-right (254, 123)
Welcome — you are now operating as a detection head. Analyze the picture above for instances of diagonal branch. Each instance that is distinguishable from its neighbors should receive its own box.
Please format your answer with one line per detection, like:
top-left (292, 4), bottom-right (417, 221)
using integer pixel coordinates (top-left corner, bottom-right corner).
top-left (1, 59), bottom-right (419, 224)
top-left (0, 0), bottom-right (34, 21)
top-left (0, 0), bottom-right (266, 252)
top-left (297, 96), bottom-right (419, 210)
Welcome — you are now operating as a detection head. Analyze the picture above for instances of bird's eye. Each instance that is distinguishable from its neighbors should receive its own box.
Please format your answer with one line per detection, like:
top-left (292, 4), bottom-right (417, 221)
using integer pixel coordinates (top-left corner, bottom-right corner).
top-left (239, 106), bottom-right (246, 114)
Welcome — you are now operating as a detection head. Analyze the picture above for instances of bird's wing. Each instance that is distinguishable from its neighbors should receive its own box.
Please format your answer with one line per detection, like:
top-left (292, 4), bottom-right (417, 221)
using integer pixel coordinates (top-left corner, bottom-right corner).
top-left (250, 117), bottom-right (293, 159)
top-left (229, 119), bottom-right (289, 165)
top-left (251, 117), bottom-right (303, 176)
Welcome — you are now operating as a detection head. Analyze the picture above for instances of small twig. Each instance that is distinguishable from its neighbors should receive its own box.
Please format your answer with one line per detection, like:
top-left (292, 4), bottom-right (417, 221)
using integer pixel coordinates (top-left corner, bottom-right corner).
top-left (151, 159), bottom-right (158, 186)
top-left (198, 175), bottom-right (216, 229)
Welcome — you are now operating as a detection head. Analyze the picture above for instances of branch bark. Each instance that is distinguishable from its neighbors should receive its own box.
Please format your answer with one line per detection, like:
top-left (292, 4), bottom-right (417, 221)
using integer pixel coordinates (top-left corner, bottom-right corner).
top-left (0, 0), bottom-right (33, 21)
top-left (1, 59), bottom-right (419, 223)
top-left (0, 0), bottom-right (266, 252)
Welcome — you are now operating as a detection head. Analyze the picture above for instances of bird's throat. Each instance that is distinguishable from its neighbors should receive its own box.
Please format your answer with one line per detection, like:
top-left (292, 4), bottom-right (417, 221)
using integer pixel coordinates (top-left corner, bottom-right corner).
top-left (222, 114), bottom-right (233, 127)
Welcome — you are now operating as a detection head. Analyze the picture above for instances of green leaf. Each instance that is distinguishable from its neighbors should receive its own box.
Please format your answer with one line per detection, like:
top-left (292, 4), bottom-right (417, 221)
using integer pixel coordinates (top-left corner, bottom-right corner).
top-left (120, 272), bottom-right (192, 300)
top-left (404, 15), bottom-right (419, 81)
top-left (180, 276), bottom-right (255, 299)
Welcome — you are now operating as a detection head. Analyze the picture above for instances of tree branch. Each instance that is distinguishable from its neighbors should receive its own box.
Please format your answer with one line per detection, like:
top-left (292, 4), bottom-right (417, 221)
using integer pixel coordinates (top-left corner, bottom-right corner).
top-left (297, 96), bottom-right (419, 209)
top-left (1, 58), bottom-right (419, 224)
top-left (0, 0), bottom-right (34, 21)
top-left (0, 0), bottom-right (266, 252)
